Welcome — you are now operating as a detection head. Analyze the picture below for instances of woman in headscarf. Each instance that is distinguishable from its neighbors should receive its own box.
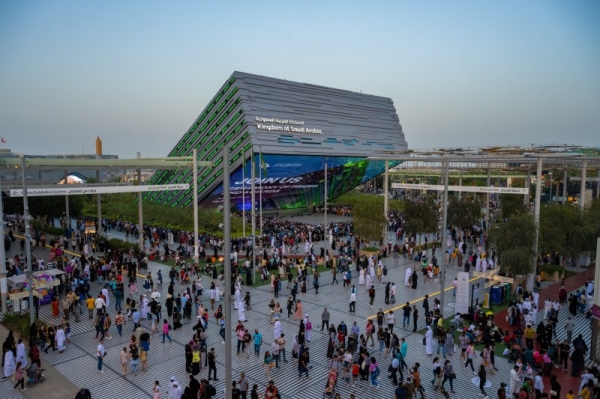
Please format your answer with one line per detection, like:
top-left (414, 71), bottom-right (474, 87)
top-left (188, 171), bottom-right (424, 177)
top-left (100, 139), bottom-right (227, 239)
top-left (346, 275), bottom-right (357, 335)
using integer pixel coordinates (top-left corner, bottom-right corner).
top-left (292, 334), bottom-right (300, 359)
top-left (294, 300), bottom-right (303, 319)
top-left (191, 346), bottom-right (201, 376)
top-left (411, 270), bottom-right (418, 289)
top-left (2, 330), bottom-right (15, 367)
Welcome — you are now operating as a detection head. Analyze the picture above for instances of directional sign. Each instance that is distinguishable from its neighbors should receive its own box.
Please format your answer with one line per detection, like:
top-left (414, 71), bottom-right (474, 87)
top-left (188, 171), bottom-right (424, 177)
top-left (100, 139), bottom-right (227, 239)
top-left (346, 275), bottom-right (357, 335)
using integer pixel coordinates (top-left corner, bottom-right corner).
top-left (9, 183), bottom-right (190, 197)
top-left (391, 183), bottom-right (528, 194)
top-left (473, 269), bottom-right (499, 279)
top-left (569, 177), bottom-right (600, 182)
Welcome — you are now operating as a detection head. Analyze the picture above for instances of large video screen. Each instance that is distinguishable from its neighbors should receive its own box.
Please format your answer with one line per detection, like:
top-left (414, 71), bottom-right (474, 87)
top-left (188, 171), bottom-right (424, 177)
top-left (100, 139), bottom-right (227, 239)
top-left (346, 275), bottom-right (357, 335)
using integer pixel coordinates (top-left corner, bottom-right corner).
top-left (200, 154), bottom-right (399, 210)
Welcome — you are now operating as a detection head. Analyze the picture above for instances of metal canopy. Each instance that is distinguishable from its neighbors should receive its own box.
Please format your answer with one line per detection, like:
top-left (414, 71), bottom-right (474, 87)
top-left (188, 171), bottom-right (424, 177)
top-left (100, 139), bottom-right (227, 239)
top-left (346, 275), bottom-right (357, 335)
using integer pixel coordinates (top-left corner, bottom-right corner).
top-left (0, 157), bottom-right (213, 171)
top-left (369, 144), bottom-right (600, 169)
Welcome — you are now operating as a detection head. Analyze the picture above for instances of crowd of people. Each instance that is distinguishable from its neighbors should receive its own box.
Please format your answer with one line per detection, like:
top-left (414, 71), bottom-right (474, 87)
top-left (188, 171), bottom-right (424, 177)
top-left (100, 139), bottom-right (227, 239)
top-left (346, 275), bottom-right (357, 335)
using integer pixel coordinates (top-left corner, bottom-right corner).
top-left (1, 208), bottom-right (598, 399)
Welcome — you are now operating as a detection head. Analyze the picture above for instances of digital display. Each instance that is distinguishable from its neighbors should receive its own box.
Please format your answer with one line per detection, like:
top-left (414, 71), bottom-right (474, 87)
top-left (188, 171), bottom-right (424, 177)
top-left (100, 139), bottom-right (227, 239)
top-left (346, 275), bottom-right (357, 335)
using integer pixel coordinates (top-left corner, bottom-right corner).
top-left (199, 154), bottom-right (399, 210)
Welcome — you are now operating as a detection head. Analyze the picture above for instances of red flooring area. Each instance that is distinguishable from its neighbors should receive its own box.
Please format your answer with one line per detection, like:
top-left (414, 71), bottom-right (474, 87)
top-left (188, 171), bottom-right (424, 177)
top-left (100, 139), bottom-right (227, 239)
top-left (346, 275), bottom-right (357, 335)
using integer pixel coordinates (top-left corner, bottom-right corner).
top-left (493, 267), bottom-right (596, 397)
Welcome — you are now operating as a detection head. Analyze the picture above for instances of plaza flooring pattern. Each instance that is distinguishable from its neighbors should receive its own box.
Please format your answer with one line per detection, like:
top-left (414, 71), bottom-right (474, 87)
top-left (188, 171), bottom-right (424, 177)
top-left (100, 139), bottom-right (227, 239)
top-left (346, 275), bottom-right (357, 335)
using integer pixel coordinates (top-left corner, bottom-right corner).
top-left (1, 226), bottom-right (596, 398)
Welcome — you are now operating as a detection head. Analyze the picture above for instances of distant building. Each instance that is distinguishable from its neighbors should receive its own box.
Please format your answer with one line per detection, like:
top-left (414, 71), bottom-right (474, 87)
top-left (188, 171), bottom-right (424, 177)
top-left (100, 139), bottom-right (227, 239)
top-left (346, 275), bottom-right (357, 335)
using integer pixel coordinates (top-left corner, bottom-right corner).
top-left (0, 148), bottom-right (119, 182)
top-left (146, 71), bottom-right (408, 211)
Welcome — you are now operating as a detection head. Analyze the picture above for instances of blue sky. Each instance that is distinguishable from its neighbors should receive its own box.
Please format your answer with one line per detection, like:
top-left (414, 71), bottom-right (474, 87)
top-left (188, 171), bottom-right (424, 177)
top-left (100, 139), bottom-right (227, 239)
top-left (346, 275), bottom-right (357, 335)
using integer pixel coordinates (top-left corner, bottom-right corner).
top-left (1, 1), bottom-right (599, 158)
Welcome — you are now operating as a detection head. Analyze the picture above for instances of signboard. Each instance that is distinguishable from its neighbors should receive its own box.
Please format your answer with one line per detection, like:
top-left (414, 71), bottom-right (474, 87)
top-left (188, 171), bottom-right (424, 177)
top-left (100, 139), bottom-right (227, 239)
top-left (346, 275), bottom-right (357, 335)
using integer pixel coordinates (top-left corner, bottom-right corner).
top-left (455, 271), bottom-right (470, 314)
top-left (9, 183), bottom-right (189, 197)
top-left (473, 269), bottom-right (499, 279)
top-left (493, 275), bottom-right (515, 284)
top-left (391, 183), bottom-right (528, 194)
top-left (569, 177), bottom-right (600, 182)
top-left (9, 291), bottom-right (31, 300)
top-left (201, 155), bottom-right (399, 211)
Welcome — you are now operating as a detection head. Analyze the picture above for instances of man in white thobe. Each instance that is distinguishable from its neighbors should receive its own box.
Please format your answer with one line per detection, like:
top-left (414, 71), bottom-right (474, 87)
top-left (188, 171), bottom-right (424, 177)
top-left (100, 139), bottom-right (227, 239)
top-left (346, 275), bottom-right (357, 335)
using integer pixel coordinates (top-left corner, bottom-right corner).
top-left (273, 318), bottom-right (282, 340)
top-left (425, 326), bottom-right (433, 355)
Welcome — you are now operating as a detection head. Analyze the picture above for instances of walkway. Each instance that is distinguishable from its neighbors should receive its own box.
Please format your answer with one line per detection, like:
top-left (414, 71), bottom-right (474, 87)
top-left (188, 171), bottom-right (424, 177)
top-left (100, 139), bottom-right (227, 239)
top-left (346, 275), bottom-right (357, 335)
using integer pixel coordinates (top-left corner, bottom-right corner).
top-left (1, 217), bottom-right (592, 398)
top-left (493, 267), bottom-right (597, 397)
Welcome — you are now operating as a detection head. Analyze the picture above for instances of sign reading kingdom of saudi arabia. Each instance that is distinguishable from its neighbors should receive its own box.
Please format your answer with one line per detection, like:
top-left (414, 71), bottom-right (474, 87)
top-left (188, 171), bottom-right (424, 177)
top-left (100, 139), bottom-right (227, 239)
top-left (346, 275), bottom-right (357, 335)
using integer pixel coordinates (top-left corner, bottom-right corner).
top-left (9, 184), bottom-right (190, 197)
top-left (390, 183), bottom-right (528, 194)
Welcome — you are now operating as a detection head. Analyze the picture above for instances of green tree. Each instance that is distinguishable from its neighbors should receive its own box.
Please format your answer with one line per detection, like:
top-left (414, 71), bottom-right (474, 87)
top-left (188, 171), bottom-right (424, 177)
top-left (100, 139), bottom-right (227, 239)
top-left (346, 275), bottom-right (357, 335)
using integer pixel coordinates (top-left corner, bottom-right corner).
top-left (499, 194), bottom-right (528, 219)
top-left (539, 203), bottom-right (595, 260)
top-left (489, 213), bottom-right (536, 275)
top-left (352, 196), bottom-right (387, 244)
top-left (447, 197), bottom-right (481, 230)
top-left (4, 195), bottom-right (83, 218)
top-left (402, 200), bottom-right (438, 246)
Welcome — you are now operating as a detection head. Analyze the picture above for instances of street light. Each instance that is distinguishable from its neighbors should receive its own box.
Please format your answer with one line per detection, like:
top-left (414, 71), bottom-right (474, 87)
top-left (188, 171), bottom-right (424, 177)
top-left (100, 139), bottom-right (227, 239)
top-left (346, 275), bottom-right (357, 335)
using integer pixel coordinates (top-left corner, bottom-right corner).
top-left (20, 155), bottom-right (35, 324)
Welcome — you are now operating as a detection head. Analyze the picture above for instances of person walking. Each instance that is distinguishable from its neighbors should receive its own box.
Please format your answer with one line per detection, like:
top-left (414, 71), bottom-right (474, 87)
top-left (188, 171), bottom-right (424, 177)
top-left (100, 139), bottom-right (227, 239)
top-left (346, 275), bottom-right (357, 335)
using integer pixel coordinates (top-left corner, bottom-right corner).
top-left (465, 342), bottom-right (476, 373)
top-left (162, 319), bottom-right (172, 343)
top-left (271, 339), bottom-right (280, 368)
top-left (441, 360), bottom-right (455, 393)
top-left (97, 338), bottom-right (106, 373)
top-left (477, 364), bottom-right (487, 398)
top-left (208, 347), bottom-right (218, 381)
top-left (321, 308), bottom-right (330, 331)
top-left (129, 342), bottom-right (140, 376)
top-left (534, 370), bottom-right (544, 399)
top-left (263, 351), bottom-right (273, 380)
top-left (252, 329), bottom-right (262, 357)
top-left (12, 361), bottom-right (26, 392)
top-left (402, 303), bottom-right (411, 328)
top-left (238, 372), bottom-right (249, 399)
top-left (120, 347), bottom-right (129, 376)
top-left (298, 349), bottom-right (309, 379)
top-left (278, 333), bottom-right (287, 363)
top-left (387, 310), bottom-right (396, 334)
top-left (153, 381), bottom-right (161, 399)
top-left (368, 285), bottom-right (376, 307)
top-left (412, 305), bottom-right (419, 332)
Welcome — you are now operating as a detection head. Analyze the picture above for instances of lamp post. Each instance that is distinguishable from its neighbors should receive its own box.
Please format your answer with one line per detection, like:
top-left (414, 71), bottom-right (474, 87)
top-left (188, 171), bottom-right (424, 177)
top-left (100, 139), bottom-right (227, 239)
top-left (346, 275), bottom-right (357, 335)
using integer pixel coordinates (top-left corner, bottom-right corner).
top-left (20, 155), bottom-right (35, 324)
top-left (324, 162), bottom-right (328, 265)
top-left (193, 149), bottom-right (199, 263)
top-left (222, 146), bottom-right (232, 399)
top-left (439, 161), bottom-right (449, 314)
top-left (0, 175), bottom-right (7, 313)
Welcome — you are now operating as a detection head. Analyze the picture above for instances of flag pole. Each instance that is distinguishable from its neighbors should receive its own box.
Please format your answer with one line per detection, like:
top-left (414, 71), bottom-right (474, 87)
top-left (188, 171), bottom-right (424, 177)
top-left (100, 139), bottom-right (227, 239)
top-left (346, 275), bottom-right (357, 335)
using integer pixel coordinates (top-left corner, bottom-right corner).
top-left (251, 150), bottom-right (256, 284)
top-left (259, 146), bottom-right (263, 237)
top-left (242, 147), bottom-right (246, 238)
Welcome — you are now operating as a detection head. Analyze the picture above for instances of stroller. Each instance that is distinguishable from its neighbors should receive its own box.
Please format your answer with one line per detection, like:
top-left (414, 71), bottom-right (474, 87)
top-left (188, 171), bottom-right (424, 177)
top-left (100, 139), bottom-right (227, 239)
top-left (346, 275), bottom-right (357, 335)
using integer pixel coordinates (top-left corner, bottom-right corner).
top-left (26, 365), bottom-right (45, 386)
top-left (323, 372), bottom-right (338, 398)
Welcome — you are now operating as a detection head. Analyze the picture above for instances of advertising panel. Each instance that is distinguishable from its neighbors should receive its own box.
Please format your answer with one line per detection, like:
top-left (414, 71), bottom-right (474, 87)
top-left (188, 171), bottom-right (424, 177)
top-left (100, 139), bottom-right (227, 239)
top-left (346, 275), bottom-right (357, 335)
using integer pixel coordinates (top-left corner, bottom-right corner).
top-left (200, 154), bottom-right (398, 210)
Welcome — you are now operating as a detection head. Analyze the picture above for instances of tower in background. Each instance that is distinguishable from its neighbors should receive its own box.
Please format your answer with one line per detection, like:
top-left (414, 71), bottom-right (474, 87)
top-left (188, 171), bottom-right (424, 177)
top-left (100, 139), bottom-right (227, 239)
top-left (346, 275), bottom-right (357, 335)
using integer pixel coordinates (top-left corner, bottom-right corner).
top-left (95, 136), bottom-right (102, 156)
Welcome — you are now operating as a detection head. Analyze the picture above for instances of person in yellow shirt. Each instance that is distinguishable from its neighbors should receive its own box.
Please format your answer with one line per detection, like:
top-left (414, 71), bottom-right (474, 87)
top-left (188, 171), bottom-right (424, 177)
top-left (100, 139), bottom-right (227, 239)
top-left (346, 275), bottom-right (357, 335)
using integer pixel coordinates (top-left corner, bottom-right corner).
top-left (86, 295), bottom-right (95, 319)
top-left (524, 325), bottom-right (535, 348)
top-left (580, 383), bottom-right (593, 399)
top-left (566, 389), bottom-right (574, 399)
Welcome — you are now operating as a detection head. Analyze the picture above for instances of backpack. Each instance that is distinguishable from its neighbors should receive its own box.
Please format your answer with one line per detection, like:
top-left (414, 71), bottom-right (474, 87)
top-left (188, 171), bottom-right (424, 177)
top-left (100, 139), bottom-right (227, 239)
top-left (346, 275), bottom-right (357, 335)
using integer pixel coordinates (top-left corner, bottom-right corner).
top-left (208, 384), bottom-right (216, 396)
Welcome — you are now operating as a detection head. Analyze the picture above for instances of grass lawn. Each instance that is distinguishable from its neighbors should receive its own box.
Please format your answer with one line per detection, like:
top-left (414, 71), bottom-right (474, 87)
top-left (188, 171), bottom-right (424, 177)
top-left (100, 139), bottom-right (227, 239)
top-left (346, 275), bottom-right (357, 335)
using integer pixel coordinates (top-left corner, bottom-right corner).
top-left (416, 300), bottom-right (512, 357)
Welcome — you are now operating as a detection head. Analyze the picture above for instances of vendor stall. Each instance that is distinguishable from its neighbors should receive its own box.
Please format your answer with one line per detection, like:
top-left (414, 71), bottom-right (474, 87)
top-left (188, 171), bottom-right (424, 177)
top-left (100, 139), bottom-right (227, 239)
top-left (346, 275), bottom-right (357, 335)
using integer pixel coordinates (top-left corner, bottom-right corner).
top-left (7, 269), bottom-right (65, 312)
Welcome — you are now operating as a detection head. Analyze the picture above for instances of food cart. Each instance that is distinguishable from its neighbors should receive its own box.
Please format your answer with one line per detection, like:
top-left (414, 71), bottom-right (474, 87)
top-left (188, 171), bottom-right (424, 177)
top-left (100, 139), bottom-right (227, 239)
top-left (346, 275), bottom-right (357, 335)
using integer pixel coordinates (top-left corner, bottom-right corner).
top-left (7, 269), bottom-right (65, 312)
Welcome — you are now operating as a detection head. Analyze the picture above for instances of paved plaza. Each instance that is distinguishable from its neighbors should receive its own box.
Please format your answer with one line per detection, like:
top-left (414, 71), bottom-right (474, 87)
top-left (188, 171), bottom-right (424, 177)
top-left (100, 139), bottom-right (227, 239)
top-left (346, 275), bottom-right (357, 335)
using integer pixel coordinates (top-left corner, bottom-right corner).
top-left (0, 217), bottom-right (596, 398)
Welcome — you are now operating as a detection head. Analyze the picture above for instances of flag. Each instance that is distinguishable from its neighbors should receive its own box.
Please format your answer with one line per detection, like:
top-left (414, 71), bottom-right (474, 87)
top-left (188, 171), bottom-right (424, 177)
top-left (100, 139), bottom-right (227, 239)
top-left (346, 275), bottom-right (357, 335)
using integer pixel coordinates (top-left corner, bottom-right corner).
top-left (0, 138), bottom-right (5, 143)
top-left (259, 149), bottom-right (268, 178)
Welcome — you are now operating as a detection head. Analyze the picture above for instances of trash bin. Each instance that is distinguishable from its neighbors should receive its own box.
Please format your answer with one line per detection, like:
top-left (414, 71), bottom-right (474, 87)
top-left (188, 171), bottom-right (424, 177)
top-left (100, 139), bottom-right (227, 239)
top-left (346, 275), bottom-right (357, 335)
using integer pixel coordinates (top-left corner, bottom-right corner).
top-left (491, 287), bottom-right (502, 305)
